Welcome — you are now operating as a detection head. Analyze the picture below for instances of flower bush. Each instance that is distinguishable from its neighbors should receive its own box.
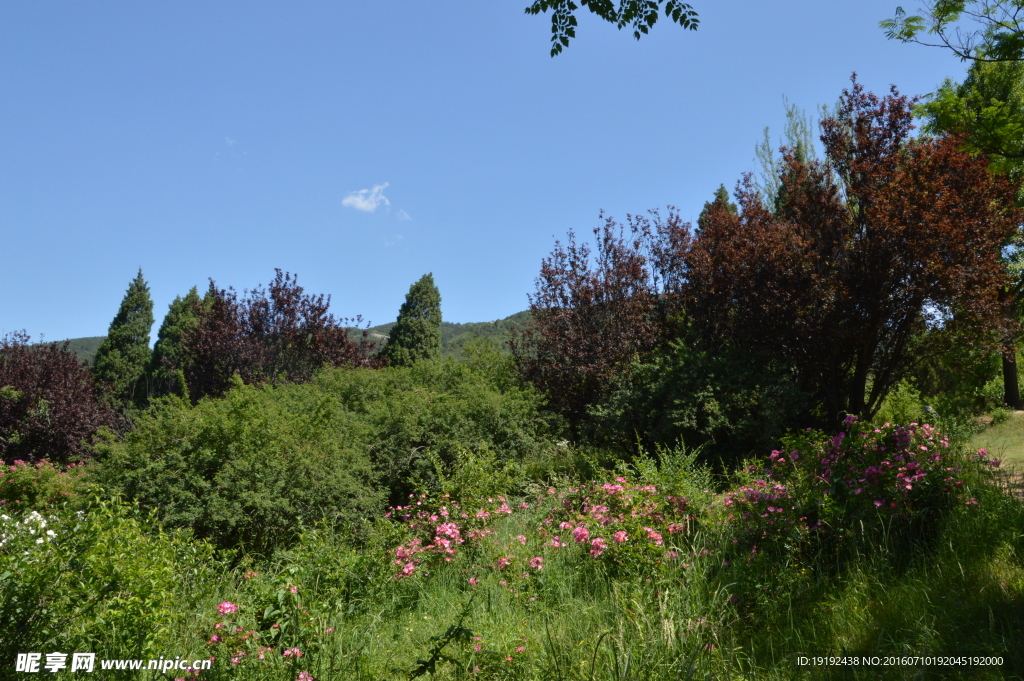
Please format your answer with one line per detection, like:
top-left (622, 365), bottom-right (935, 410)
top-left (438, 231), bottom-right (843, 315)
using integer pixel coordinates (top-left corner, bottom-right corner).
top-left (0, 459), bottom-right (94, 513)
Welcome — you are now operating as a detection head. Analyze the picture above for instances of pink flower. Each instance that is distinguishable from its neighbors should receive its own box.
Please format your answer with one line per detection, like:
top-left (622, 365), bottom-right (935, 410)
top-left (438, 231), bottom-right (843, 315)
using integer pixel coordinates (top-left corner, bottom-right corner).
top-left (515, 646), bottom-right (525, 653)
top-left (283, 648), bottom-right (303, 658)
top-left (645, 527), bottom-right (663, 546)
top-left (496, 556), bottom-right (512, 569)
top-left (517, 534), bottom-right (527, 545)
top-left (590, 537), bottom-right (607, 557)
top-left (297, 672), bottom-right (315, 681)
top-left (529, 556), bottom-right (544, 570)
top-left (571, 525), bottom-right (590, 543)
top-left (289, 585), bottom-right (298, 594)
top-left (217, 601), bottom-right (239, 615)
top-left (612, 530), bottom-right (628, 543)
top-left (548, 536), bottom-right (564, 548)
top-left (325, 627), bottom-right (334, 633)
top-left (469, 577), bottom-right (479, 587)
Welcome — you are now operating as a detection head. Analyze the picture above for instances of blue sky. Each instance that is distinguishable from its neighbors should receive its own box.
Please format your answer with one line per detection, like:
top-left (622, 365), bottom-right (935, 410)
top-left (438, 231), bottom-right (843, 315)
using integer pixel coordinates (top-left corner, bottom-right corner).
top-left (1, 1), bottom-right (971, 341)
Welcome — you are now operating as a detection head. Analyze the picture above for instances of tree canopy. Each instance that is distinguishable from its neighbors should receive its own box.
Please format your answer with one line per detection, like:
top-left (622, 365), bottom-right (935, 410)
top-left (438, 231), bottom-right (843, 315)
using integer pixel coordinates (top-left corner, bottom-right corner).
top-left (0, 331), bottom-right (112, 464)
top-left (882, 0), bottom-right (1024, 62)
top-left (515, 77), bottom-right (1022, 435)
top-left (525, 0), bottom-right (698, 56)
top-left (180, 270), bottom-right (378, 401)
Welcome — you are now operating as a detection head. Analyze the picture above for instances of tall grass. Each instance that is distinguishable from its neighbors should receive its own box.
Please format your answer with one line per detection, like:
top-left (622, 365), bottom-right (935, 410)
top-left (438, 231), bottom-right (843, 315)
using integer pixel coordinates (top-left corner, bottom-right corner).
top-left (3, 433), bottom-right (1023, 680)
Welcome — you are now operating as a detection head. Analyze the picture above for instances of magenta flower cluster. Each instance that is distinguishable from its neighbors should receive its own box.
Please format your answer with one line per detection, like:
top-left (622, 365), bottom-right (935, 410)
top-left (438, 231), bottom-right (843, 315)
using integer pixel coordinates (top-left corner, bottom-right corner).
top-left (771, 419), bottom-right (977, 518)
top-left (388, 493), bottom-right (515, 579)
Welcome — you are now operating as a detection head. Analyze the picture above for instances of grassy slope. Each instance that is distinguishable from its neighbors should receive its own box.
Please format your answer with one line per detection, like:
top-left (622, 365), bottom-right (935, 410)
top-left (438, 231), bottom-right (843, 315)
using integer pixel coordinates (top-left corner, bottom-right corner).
top-left (970, 411), bottom-right (1024, 468)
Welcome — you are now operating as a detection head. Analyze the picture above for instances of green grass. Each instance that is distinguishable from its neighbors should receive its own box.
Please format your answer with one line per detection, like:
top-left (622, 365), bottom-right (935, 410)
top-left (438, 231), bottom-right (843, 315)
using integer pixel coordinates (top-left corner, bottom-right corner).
top-left (971, 411), bottom-right (1024, 468)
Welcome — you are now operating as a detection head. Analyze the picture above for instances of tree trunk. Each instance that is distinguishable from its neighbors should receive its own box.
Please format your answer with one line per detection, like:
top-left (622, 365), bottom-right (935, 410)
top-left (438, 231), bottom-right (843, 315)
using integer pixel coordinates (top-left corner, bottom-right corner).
top-left (1003, 341), bottom-right (1022, 410)
top-left (1000, 284), bottom-right (1022, 410)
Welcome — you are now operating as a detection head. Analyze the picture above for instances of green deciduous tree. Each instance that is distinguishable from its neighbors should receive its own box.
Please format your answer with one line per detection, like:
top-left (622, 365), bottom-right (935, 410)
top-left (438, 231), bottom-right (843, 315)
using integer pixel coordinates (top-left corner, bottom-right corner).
top-left (882, 0), bottom-right (1024, 62)
top-left (92, 269), bottom-right (154, 407)
top-left (525, 0), bottom-right (698, 56)
top-left (381, 274), bottom-right (443, 368)
top-left (918, 59), bottom-right (1024, 407)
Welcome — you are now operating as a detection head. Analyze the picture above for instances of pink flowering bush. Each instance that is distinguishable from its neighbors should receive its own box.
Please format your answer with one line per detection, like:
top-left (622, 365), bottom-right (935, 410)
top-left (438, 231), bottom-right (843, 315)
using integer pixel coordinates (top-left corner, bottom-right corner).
top-left (383, 471), bottom-right (705, 594)
top-left (0, 459), bottom-right (94, 513)
top-left (385, 492), bottom-right (515, 579)
top-left (772, 419), bottom-right (981, 527)
top-left (714, 418), bottom-right (994, 568)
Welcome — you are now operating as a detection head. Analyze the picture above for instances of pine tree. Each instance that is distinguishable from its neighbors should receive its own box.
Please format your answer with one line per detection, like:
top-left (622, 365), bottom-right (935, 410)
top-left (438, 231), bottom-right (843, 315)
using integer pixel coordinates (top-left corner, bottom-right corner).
top-left (93, 269), bottom-right (154, 406)
top-left (381, 273), bottom-right (442, 367)
top-left (147, 286), bottom-right (203, 399)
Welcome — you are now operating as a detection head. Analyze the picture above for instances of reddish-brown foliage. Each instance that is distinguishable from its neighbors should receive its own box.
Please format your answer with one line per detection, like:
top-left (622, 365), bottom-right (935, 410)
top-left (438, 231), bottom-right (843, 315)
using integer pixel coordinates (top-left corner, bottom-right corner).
top-left (519, 76), bottom-right (1022, 432)
top-left (688, 77), bottom-right (1022, 422)
top-left (180, 270), bottom-right (380, 400)
top-left (0, 332), bottom-right (113, 465)
top-left (510, 212), bottom-right (691, 427)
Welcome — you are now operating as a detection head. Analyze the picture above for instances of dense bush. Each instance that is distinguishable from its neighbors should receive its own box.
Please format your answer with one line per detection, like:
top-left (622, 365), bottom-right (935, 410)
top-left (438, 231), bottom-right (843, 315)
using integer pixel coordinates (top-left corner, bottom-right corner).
top-left (590, 337), bottom-right (809, 466)
top-left (312, 343), bottom-right (560, 500)
top-left (93, 382), bottom-right (384, 556)
top-left (0, 331), bottom-right (112, 465)
top-left (95, 346), bottom-right (558, 554)
top-left (0, 500), bottom-right (220, 671)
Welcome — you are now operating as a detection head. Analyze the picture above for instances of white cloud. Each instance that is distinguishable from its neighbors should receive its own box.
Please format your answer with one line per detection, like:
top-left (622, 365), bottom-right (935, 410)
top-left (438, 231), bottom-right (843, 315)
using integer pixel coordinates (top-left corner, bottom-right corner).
top-left (396, 209), bottom-right (411, 221)
top-left (342, 182), bottom-right (390, 212)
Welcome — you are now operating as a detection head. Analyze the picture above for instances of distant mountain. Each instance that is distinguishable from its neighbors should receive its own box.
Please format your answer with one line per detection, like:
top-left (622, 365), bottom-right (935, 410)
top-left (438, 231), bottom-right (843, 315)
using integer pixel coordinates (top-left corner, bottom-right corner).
top-left (42, 336), bottom-right (106, 366)
top-left (367, 310), bottom-right (531, 355)
top-left (54, 311), bottom-right (533, 366)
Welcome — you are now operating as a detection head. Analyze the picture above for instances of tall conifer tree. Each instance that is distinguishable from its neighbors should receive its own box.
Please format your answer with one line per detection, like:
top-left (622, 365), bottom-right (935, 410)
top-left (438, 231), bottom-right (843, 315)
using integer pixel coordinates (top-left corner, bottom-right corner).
top-left (147, 286), bottom-right (203, 399)
top-left (381, 273), bottom-right (442, 367)
top-left (93, 269), bottom-right (154, 406)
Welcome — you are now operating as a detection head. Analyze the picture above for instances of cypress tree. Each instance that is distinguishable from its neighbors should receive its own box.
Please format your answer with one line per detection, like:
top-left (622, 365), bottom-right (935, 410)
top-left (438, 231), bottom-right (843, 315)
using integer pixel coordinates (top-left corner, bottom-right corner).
top-left (147, 286), bottom-right (203, 399)
top-left (93, 269), bottom-right (154, 406)
top-left (381, 273), bottom-right (442, 367)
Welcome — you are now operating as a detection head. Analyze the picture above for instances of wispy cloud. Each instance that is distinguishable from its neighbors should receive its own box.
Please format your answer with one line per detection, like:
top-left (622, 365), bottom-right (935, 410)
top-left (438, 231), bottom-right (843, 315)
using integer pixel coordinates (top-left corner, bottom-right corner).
top-left (342, 182), bottom-right (390, 212)
top-left (396, 209), bottom-right (411, 221)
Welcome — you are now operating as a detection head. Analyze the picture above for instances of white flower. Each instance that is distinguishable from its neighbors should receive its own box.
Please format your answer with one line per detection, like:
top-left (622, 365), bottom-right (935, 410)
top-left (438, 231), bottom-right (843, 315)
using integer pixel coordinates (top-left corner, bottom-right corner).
top-left (46, 529), bottom-right (56, 537)
top-left (35, 538), bottom-right (43, 544)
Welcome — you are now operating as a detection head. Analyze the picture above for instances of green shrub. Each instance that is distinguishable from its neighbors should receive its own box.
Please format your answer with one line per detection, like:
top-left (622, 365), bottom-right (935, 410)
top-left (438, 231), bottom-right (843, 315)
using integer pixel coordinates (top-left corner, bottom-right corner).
top-left (312, 351), bottom-right (557, 501)
top-left (93, 385), bottom-right (384, 556)
top-left (94, 351), bottom-right (555, 554)
top-left (590, 339), bottom-right (809, 468)
top-left (0, 499), bottom-right (220, 669)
